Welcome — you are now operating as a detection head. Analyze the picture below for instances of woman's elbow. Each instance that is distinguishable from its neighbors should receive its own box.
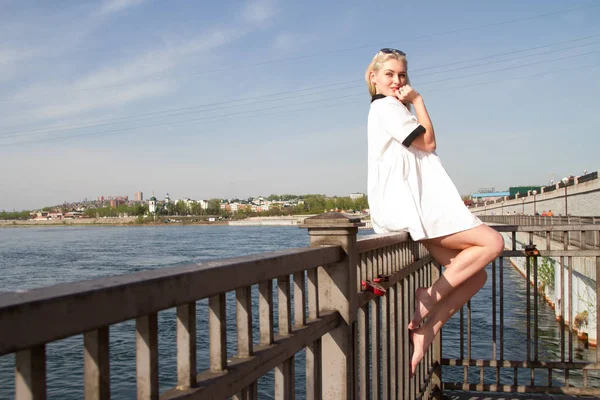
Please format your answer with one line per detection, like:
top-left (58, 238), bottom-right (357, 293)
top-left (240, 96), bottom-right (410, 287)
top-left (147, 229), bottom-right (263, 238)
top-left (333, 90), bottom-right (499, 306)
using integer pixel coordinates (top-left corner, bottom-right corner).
top-left (425, 140), bottom-right (436, 152)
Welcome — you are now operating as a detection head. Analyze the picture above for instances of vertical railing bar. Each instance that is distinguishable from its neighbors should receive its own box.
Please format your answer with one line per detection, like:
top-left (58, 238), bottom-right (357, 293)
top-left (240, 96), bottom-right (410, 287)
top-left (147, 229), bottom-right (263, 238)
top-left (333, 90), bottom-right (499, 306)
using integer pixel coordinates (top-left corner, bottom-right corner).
top-left (361, 253), bottom-right (367, 290)
top-left (370, 296), bottom-right (380, 400)
top-left (422, 264), bottom-right (428, 389)
top-left (251, 381), bottom-right (259, 400)
top-left (274, 357), bottom-right (294, 400)
top-left (597, 256), bottom-right (600, 364)
top-left (381, 258), bottom-right (389, 400)
top-left (460, 305), bottom-right (465, 384)
top-left (467, 299), bottom-right (471, 386)
top-left (236, 286), bottom-right (253, 358)
top-left (368, 251), bottom-right (374, 282)
top-left (568, 254), bottom-right (573, 363)
top-left (293, 272), bottom-right (306, 328)
top-left (492, 258), bottom-right (499, 385)
top-left (560, 251), bottom-right (565, 363)
top-left (278, 275), bottom-right (292, 336)
top-left (259, 280), bottom-right (274, 345)
top-left (526, 254), bottom-right (531, 368)
top-left (565, 230), bottom-right (571, 387)
top-left (359, 303), bottom-right (370, 400)
top-left (389, 277), bottom-right (397, 400)
top-left (84, 327), bottom-right (110, 399)
top-left (209, 294), bottom-right (227, 372)
top-left (534, 256), bottom-right (539, 362)
top-left (176, 303), bottom-right (196, 389)
top-left (527, 232), bottom-right (534, 387)
top-left (397, 277), bottom-right (404, 398)
top-left (413, 266), bottom-right (425, 390)
top-left (15, 345), bottom-right (46, 400)
top-left (500, 255), bottom-right (505, 363)
top-left (305, 268), bottom-right (321, 400)
top-left (307, 268), bottom-right (318, 321)
top-left (373, 248), bottom-right (383, 278)
top-left (421, 262), bottom-right (428, 389)
top-left (409, 243), bottom-right (416, 400)
top-left (136, 313), bottom-right (159, 400)
top-left (305, 337), bottom-right (321, 400)
top-left (402, 271), bottom-right (409, 400)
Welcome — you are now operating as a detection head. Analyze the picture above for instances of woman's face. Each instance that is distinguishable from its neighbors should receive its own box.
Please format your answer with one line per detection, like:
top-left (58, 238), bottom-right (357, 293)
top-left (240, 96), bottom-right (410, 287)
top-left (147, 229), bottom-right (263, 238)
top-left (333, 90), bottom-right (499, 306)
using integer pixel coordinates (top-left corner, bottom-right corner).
top-left (371, 59), bottom-right (408, 97)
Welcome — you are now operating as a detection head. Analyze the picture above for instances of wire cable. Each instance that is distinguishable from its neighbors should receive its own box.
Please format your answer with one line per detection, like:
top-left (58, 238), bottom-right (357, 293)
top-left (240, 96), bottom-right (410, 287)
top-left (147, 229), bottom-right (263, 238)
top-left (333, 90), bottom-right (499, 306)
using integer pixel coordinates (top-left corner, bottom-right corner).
top-left (1, 3), bottom-right (598, 103)
top-left (2, 61), bottom-right (598, 147)
top-left (2, 36), bottom-right (599, 139)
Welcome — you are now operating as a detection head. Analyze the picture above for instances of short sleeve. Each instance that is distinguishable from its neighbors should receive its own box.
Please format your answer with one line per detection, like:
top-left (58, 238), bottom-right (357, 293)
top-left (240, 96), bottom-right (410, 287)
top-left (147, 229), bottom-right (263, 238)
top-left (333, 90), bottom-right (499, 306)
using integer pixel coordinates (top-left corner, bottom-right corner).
top-left (379, 101), bottom-right (425, 147)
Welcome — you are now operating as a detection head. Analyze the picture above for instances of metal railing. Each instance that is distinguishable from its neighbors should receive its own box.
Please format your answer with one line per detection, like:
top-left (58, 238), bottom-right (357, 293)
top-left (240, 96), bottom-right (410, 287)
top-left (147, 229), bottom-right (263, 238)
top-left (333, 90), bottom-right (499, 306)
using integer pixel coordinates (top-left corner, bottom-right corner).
top-left (5, 214), bottom-right (598, 398)
top-left (579, 171), bottom-right (599, 184)
top-left (442, 224), bottom-right (600, 396)
top-left (481, 215), bottom-right (600, 249)
top-left (357, 232), bottom-right (440, 399)
top-left (0, 212), bottom-right (440, 399)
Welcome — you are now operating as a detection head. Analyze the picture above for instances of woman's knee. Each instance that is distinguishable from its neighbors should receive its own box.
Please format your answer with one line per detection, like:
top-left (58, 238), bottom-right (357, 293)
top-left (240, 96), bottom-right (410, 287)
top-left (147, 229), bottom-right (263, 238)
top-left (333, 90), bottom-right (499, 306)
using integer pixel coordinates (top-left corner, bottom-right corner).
top-left (487, 231), bottom-right (505, 259)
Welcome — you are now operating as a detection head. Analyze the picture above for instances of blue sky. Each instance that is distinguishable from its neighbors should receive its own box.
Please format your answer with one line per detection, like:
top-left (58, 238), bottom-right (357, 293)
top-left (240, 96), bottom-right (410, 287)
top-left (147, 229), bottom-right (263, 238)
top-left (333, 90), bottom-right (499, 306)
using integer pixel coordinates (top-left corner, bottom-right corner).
top-left (0, 0), bottom-right (598, 211)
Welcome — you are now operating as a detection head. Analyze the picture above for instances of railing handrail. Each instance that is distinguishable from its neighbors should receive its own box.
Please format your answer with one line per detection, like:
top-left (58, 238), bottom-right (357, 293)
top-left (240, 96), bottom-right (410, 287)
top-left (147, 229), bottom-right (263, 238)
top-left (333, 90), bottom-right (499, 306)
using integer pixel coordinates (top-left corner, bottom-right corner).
top-left (0, 246), bottom-right (342, 356)
top-left (2, 213), bottom-right (436, 400)
top-left (357, 232), bottom-right (408, 253)
top-left (490, 224), bottom-right (600, 232)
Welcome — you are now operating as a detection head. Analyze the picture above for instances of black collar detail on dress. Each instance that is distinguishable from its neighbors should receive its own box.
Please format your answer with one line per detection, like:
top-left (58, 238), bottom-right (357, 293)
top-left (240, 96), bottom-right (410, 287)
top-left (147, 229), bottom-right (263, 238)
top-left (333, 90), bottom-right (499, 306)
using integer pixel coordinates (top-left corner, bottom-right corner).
top-left (371, 94), bottom-right (386, 103)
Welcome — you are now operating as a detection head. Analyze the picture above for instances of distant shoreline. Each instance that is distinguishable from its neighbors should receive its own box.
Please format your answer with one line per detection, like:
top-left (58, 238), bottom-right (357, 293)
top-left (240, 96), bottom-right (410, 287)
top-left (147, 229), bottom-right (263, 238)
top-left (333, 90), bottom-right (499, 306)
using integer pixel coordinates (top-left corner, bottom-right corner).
top-left (0, 217), bottom-right (222, 227)
top-left (0, 214), bottom-right (369, 228)
top-left (0, 215), bottom-right (312, 228)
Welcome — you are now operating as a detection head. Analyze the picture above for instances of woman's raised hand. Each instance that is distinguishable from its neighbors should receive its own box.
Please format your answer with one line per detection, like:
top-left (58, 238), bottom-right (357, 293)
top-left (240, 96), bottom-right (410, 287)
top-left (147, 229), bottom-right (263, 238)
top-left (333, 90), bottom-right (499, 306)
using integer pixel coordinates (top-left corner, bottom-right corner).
top-left (395, 85), bottom-right (420, 103)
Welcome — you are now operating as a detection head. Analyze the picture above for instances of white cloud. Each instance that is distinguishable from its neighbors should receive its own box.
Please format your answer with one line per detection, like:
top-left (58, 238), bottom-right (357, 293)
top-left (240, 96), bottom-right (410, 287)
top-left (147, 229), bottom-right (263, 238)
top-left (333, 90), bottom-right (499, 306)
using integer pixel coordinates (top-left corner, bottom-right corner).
top-left (99, 0), bottom-right (147, 15)
top-left (0, 47), bottom-right (40, 66)
top-left (35, 81), bottom-right (174, 120)
top-left (272, 32), bottom-right (316, 51)
top-left (241, 0), bottom-right (277, 24)
top-left (7, 28), bottom-right (242, 124)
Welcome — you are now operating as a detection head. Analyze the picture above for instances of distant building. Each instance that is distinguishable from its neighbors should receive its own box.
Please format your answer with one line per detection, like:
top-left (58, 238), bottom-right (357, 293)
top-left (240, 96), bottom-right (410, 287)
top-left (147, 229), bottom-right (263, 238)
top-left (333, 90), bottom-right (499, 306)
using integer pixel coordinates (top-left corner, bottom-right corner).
top-left (110, 199), bottom-right (125, 209)
top-left (149, 195), bottom-right (157, 214)
top-left (350, 193), bottom-right (365, 200)
top-left (134, 191), bottom-right (144, 202)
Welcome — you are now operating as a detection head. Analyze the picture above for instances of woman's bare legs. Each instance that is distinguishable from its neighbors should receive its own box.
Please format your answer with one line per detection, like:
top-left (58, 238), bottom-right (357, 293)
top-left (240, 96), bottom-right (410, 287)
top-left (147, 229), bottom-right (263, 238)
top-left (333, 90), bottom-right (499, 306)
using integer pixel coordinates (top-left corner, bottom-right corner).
top-left (407, 225), bottom-right (504, 376)
top-left (409, 267), bottom-right (487, 376)
top-left (408, 224), bottom-right (504, 330)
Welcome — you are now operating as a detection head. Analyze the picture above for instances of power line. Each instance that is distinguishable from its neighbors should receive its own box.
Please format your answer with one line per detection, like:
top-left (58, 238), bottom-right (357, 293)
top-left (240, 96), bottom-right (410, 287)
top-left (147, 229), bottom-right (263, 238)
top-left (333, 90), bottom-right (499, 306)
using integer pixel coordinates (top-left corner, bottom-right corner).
top-left (3, 36), bottom-right (599, 140)
top-left (413, 39), bottom-right (600, 78)
top-left (0, 82), bottom-right (360, 139)
top-left (2, 3), bottom-right (598, 103)
top-left (418, 48), bottom-right (600, 86)
top-left (2, 61), bottom-right (598, 147)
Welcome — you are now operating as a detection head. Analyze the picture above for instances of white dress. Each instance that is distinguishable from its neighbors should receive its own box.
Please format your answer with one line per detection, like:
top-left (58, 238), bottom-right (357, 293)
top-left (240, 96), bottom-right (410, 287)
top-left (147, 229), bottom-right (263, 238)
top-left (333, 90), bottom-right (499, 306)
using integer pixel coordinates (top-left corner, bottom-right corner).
top-left (367, 95), bottom-right (482, 241)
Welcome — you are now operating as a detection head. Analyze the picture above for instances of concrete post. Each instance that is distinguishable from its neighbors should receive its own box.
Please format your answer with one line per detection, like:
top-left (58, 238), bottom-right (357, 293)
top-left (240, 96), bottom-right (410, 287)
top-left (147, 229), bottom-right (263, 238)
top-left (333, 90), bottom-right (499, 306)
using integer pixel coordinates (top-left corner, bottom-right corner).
top-left (302, 212), bottom-right (364, 400)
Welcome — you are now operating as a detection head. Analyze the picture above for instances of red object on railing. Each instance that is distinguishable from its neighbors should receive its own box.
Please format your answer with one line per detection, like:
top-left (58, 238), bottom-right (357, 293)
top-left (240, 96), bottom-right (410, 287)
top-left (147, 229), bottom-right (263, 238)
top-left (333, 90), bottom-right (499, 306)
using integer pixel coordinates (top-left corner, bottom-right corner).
top-left (361, 280), bottom-right (386, 296)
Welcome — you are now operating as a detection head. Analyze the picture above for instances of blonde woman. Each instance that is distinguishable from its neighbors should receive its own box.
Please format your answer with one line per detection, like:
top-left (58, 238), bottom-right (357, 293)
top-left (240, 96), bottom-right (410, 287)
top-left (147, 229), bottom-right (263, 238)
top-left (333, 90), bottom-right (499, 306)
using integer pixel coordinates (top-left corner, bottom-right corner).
top-left (365, 48), bottom-right (504, 377)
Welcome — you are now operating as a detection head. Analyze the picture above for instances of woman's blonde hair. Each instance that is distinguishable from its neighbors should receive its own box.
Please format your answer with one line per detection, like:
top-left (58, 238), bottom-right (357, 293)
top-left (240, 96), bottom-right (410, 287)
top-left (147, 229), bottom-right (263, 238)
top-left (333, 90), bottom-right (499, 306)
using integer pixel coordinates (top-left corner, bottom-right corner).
top-left (365, 51), bottom-right (410, 97)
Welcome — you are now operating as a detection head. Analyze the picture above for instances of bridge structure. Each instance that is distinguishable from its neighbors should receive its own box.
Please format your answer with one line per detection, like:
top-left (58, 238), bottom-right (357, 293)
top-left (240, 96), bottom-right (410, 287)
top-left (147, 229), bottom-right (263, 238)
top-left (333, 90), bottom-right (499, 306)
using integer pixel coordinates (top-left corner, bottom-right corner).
top-left (1, 212), bottom-right (599, 399)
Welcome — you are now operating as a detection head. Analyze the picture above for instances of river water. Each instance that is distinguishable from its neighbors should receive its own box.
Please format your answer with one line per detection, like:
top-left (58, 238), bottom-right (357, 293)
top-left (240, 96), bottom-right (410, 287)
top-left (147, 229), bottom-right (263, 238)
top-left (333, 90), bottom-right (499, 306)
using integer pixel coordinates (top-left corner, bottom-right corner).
top-left (0, 225), bottom-right (597, 398)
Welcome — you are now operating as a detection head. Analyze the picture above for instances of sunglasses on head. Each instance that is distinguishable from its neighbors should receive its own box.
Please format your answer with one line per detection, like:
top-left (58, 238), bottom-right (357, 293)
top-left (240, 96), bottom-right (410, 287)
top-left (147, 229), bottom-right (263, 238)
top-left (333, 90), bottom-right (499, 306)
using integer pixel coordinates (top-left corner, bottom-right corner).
top-left (379, 48), bottom-right (406, 56)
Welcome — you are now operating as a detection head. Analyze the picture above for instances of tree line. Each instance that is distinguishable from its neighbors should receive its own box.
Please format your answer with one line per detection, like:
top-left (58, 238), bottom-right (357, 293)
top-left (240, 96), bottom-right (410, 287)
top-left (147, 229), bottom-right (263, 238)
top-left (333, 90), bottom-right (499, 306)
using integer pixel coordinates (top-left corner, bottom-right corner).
top-left (1, 195), bottom-right (369, 220)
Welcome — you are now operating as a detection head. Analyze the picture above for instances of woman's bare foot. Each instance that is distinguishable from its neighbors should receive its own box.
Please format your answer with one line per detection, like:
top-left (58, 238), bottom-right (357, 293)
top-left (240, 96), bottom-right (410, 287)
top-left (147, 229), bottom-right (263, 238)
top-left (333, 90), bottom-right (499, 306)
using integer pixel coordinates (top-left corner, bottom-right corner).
top-left (409, 328), bottom-right (435, 378)
top-left (408, 287), bottom-right (435, 329)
